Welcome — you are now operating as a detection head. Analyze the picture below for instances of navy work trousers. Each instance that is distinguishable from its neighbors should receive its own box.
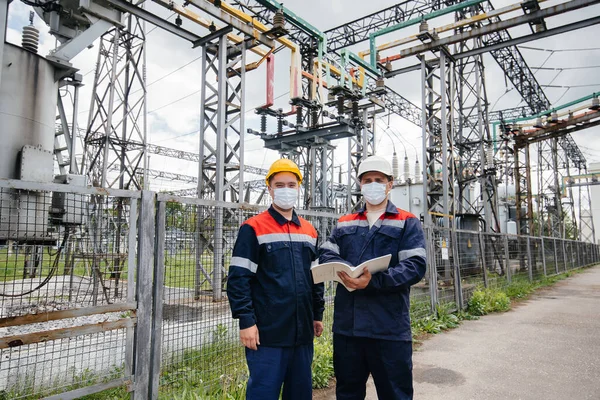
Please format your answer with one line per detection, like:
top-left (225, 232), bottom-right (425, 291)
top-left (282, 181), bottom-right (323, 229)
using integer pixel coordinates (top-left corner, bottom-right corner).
top-left (333, 333), bottom-right (413, 400)
top-left (245, 343), bottom-right (313, 400)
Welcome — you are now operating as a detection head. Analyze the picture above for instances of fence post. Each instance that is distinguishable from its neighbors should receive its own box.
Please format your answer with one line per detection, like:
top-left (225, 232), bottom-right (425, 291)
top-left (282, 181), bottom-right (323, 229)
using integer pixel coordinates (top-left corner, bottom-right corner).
top-left (133, 191), bottom-right (156, 400)
top-left (526, 236), bottom-right (533, 282)
top-left (149, 200), bottom-right (167, 399)
top-left (540, 237), bottom-right (547, 277)
top-left (553, 238), bottom-right (559, 275)
top-left (125, 199), bottom-right (138, 389)
top-left (504, 234), bottom-right (511, 284)
top-left (213, 206), bottom-right (224, 301)
top-left (575, 241), bottom-right (581, 268)
top-left (562, 239), bottom-right (568, 272)
top-left (478, 232), bottom-right (488, 288)
top-left (427, 227), bottom-right (438, 313)
top-left (451, 230), bottom-right (463, 309)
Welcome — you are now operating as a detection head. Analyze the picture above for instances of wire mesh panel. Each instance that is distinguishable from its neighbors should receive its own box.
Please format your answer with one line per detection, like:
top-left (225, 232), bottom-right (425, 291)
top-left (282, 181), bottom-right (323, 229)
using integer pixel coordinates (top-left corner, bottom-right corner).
top-left (481, 233), bottom-right (508, 289)
top-left (157, 200), bottom-right (256, 396)
top-left (455, 230), bottom-right (484, 302)
top-left (564, 241), bottom-right (575, 271)
top-left (0, 182), bottom-right (137, 398)
top-left (529, 238), bottom-right (545, 280)
top-left (542, 238), bottom-right (558, 276)
top-left (410, 226), bottom-right (433, 321)
top-left (427, 228), bottom-right (457, 308)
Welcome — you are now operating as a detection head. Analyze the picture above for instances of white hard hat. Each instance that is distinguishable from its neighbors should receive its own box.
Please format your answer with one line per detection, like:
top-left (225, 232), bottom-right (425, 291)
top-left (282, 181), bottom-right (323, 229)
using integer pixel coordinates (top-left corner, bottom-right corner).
top-left (358, 155), bottom-right (393, 179)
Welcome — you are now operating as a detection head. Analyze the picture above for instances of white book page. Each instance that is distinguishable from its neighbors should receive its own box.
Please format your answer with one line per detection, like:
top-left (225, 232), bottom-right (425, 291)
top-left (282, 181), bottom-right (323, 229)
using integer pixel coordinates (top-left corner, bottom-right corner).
top-left (311, 254), bottom-right (392, 289)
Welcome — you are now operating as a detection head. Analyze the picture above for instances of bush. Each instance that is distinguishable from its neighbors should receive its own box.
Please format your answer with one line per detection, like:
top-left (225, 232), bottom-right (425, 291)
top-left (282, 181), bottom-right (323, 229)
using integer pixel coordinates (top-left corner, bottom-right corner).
top-left (467, 288), bottom-right (511, 316)
top-left (312, 333), bottom-right (334, 389)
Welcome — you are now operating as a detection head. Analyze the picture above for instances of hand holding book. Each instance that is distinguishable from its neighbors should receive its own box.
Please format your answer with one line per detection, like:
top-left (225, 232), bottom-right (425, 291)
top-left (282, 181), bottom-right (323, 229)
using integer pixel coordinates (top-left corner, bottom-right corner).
top-left (311, 254), bottom-right (392, 292)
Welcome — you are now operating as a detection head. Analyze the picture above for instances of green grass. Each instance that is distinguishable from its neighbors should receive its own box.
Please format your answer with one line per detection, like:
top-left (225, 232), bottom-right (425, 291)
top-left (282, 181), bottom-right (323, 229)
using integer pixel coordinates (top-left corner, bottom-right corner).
top-left (0, 249), bottom-right (128, 284)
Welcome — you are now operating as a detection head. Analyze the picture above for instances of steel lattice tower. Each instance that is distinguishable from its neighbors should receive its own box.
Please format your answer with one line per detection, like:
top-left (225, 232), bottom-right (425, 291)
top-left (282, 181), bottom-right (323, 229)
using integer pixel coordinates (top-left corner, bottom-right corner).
top-left (421, 53), bottom-right (455, 229)
top-left (84, 17), bottom-right (147, 190)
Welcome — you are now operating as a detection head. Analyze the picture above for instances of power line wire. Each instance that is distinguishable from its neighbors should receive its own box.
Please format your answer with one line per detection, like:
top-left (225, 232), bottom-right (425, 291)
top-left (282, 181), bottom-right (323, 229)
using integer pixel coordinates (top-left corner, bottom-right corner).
top-left (519, 45), bottom-right (600, 52)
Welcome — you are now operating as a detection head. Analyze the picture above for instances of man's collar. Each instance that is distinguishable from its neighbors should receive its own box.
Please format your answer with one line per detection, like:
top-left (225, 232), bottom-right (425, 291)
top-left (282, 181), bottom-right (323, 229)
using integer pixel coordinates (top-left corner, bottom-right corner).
top-left (268, 205), bottom-right (301, 226)
top-left (357, 199), bottom-right (399, 215)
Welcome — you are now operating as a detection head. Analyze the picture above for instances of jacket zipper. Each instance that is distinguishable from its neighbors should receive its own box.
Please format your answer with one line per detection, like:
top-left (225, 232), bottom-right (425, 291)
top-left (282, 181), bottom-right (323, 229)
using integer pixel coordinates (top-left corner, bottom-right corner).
top-left (287, 222), bottom-right (299, 342)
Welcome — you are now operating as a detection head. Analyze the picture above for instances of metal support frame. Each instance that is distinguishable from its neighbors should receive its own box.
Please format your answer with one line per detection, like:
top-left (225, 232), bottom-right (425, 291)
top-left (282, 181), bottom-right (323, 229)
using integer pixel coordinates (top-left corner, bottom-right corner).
top-left (536, 138), bottom-right (564, 238)
top-left (309, 143), bottom-right (335, 210)
top-left (453, 6), bottom-right (499, 232)
top-left (346, 109), bottom-right (375, 211)
top-left (198, 35), bottom-right (246, 203)
top-left (514, 143), bottom-right (533, 235)
top-left (578, 166), bottom-right (596, 243)
top-left (562, 154), bottom-right (578, 240)
top-left (421, 53), bottom-right (455, 228)
top-left (84, 19), bottom-right (147, 190)
top-left (197, 35), bottom-right (246, 300)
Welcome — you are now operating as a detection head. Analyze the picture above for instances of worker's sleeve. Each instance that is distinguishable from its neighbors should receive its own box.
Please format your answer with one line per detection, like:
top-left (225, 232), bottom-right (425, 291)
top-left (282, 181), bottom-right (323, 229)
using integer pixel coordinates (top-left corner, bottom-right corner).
top-left (367, 217), bottom-right (427, 291)
top-left (318, 225), bottom-right (347, 265)
top-left (312, 235), bottom-right (325, 321)
top-left (227, 223), bottom-right (259, 330)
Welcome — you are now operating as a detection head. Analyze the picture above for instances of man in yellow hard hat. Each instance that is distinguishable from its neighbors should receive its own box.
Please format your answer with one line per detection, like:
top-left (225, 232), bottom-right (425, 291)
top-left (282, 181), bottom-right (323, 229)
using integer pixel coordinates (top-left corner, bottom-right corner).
top-left (227, 158), bottom-right (324, 400)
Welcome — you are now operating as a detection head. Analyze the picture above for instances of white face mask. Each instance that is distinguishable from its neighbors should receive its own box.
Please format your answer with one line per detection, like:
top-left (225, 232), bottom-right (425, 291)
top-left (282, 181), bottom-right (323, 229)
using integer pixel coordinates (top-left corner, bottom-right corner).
top-left (273, 188), bottom-right (298, 210)
top-left (361, 182), bottom-right (388, 205)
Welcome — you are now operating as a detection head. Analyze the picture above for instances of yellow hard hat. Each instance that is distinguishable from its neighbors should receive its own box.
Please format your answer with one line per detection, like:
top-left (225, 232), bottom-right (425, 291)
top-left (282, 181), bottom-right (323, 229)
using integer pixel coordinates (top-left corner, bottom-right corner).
top-left (265, 159), bottom-right (303, 185)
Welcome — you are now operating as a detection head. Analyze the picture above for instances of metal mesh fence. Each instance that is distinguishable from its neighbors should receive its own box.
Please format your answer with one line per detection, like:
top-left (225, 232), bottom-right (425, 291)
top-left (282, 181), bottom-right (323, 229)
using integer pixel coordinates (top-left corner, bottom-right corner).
top-left (158, 200), bottom-right (257, 395)
top-left (0, 182), bottom-right (137, 399)
top-left (454, 230), bottom-right (483, 304)
top-left (2, 184), bottom-right (599, 399)
top-left (480, 232), bottom-right (507, 290)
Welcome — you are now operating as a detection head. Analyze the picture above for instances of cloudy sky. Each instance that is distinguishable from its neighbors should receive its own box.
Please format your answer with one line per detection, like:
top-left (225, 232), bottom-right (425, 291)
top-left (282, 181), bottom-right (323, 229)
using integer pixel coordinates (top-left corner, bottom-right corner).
top-left (5, 0), bottom-right (600, 193)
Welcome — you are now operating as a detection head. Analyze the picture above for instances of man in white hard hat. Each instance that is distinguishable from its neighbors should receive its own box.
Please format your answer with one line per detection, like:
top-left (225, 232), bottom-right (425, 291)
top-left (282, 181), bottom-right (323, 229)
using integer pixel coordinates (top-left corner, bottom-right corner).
top-left (319, 155), bottom-right (427, 400)
top-left (227, 158), bottom-right (324, 400)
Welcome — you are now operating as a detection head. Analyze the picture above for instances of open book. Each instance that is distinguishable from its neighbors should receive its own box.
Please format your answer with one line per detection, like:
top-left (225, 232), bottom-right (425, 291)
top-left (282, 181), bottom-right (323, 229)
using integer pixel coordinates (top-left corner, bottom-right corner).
top-left (311, 254), bottom-right (392, 292)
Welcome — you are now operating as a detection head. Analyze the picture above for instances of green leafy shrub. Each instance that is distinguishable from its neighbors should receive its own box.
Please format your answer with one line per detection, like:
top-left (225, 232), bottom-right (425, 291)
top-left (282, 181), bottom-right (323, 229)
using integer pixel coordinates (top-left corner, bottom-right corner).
top-left (312, 333), bottom-right (334, 389)
top-left (467, 288), bottom-right (511, 316)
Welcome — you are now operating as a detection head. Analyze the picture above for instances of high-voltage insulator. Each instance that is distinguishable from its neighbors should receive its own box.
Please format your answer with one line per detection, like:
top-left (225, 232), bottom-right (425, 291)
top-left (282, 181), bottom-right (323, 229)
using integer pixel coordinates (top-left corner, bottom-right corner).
top-left (403, 154), bottom-right (410, 182)
top-left (277, 109), bottom-right (283, 134)
top-left (311, 108), bottom-right (318, 127)
top-left (392, 152), bottom-right (399, 181)
top-left (486, 146), bottom-right (494, 169)
top-left (549, 111), bottom-right (558, 123)
top-left (415, 159), bottom-right (421, 183)
top-left (419, 19), bottom-right (428, 33)
top-left (337, 96), bottom-right (344, 116)
top-left (260, 114), bottom-right (267, 134)
top-left (273, 8), bottom-right (285, 30)
top-left (296, 106), bottom-right (303, 126)
top-left (376, 76), bottom-right (385, 89)
top-left (591, 96), bottom-right (599, 110)
top-left (352, 100), bottom-right (359, 121)
top-left (22, 12), bottom-right (39, 54)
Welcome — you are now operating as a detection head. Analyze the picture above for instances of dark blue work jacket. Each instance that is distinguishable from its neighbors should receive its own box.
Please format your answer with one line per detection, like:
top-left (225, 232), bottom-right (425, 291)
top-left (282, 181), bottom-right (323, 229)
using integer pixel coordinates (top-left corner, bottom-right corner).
top-left (227, 206), bottom-right (325, 347)
top-left (319, 200), bottom-right (426, 341)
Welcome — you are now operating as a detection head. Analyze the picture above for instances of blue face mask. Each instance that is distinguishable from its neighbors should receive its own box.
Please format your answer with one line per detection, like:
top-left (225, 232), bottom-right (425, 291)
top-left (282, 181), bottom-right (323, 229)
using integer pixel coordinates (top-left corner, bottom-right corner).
top-left (361, 182), bottom-right (388, 205)
top-left (273, 188), bottom-right (298, 210)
